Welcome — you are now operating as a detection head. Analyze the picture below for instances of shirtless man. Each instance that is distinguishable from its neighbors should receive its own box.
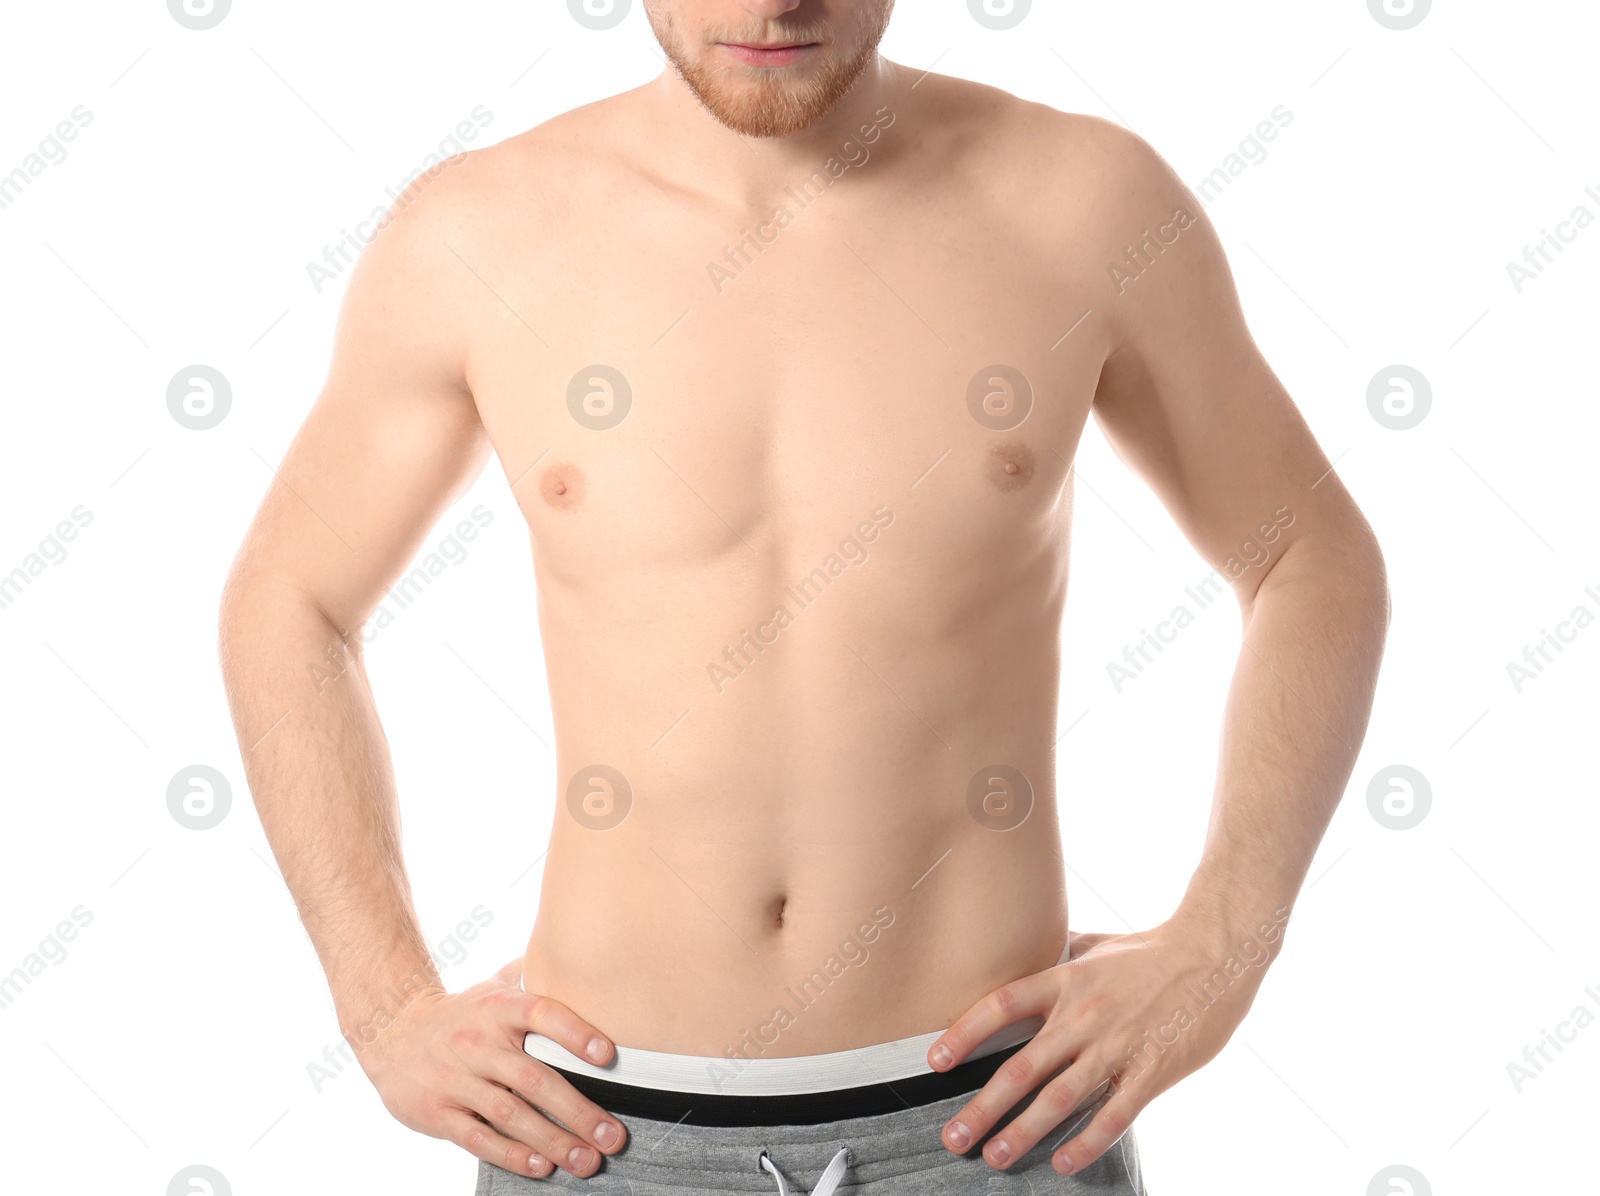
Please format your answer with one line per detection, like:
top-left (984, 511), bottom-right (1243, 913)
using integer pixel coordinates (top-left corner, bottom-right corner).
top-left (219, 1), bottom-right (1389, 1190)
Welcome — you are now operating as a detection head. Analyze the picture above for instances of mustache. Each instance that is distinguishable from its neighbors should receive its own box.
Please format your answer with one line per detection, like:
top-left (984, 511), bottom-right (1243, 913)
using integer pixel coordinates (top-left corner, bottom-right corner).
top-left (707, 20), bottom-right (832, 44)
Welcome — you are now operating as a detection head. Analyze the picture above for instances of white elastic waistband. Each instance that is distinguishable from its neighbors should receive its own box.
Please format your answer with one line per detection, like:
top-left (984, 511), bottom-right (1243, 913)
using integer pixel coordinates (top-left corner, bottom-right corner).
top-left (521, 1016), bottom-right (1044, 1096)
top-left (517, 943), bottom-right (1067, 1097)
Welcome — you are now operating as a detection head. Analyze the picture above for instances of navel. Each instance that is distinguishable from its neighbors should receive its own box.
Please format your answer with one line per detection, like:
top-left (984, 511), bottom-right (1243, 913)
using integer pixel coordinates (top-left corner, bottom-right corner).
top-left (540, 464), bottom-right (584, 510)
top-left (986, 442), bottom-right (1035, 492)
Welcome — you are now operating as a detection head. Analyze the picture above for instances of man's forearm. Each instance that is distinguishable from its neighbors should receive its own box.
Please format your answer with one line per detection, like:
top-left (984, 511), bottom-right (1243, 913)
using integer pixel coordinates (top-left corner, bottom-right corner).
top-left (1177, 528), bottom-right (1390, 941)
top-left (219, 577), bottom-right (441, 1043)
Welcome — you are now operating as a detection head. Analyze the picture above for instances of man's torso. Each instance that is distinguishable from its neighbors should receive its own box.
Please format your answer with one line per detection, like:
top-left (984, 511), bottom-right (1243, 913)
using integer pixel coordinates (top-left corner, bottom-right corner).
top-left (426, 76), bottom-right (1132, 1054)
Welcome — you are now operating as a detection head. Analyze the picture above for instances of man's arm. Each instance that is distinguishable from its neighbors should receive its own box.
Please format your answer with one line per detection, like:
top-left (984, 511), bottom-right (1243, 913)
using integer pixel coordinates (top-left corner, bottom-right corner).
top-left (217, 161), bottom-right (624, 1180)
top-left (1088, 119), bottom-right (1391, 942)
top-left (929, 117), bottom-right (1389, 1174)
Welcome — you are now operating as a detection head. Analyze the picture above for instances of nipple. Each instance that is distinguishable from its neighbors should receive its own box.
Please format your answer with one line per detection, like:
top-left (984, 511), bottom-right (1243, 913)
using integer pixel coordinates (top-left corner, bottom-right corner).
top-left (541, 465), bottom-right (583, 510)
top-left (987, 442), bottom-right (1035, 492)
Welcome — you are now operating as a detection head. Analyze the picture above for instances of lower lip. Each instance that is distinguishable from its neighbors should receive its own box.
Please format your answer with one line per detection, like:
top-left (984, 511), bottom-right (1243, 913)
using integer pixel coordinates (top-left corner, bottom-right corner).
top-left (721, 43), bottom-right (817, 67)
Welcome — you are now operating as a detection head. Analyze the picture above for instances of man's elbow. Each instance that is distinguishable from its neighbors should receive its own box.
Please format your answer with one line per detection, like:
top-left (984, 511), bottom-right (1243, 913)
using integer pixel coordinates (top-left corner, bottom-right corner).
top-left (1331, 515), bottom-right (1391, 634)
top-left (217, 559), bottom-right (339, 678)
top-left (218, 554), bottom-right (274, 663)
top-left (1247, 521), bottom-right (1390, 635)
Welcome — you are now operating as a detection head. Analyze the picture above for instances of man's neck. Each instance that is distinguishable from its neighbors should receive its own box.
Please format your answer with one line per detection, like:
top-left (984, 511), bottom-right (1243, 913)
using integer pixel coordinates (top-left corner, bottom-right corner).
top-left (637, 56), bottom-right (910, 211)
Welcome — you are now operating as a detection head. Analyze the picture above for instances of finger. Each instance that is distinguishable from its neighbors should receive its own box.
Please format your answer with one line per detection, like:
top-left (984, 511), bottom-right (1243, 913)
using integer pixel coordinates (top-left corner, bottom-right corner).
top-left (937, 1032), bottom-right (1072, 1155)
top-left (978, 1060), bottom-right (1112, 1170)
top-left (929, 972), bottom-right (1055, 1071)
top-left (459, 1077), bottom-right (604, 1177)
top-left (437, 1107), bottom-right (555, 1179)
top-left (431, 1020), bottom-right (615, 1159)
top-left (482, 1047), bottom-right (627, 1155)
top-left (495, 957), bottom-right (525, 986)
top-left (1053, 1084), bottom-right (1143, 1176)
top-left (518, 993), bottom-right (615, 1065)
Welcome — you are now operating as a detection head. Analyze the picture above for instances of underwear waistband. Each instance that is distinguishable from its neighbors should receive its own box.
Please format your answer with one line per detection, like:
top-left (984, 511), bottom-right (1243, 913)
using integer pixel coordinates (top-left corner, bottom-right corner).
top-left (546, 1037), bottom-right (1034, 1126)
top-left (522, 1016), bottom-right (1043, 1098)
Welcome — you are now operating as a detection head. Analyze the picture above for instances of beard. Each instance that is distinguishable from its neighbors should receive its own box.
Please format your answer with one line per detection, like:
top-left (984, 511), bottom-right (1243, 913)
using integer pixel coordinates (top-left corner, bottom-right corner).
top-left (645, 2), bottom-right (895, 138)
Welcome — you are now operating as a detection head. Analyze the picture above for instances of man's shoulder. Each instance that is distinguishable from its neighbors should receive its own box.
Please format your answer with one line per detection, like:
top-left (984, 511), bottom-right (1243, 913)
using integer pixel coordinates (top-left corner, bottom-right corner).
top-left (372, 90), bottom-right (643, 239)
top-left (917, 71), bottom-right (1160, 172)
top-left (911, 71), bottom-right (1182, 245)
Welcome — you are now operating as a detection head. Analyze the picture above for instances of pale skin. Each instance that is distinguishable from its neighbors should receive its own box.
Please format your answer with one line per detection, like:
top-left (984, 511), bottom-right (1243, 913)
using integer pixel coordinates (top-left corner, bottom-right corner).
top-left (219, 0), bottom-right (1388, 1182)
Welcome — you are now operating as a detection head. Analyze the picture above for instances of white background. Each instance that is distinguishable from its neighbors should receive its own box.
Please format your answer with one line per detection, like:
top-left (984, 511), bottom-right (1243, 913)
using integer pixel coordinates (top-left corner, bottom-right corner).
top-left (1, 1), bottom-right (1596, 1193)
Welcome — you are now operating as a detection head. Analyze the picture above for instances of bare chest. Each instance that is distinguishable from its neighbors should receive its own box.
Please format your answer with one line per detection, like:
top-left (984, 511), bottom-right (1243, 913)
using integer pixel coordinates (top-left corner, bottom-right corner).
top-left (461, 183), bottom-right (1106, 573)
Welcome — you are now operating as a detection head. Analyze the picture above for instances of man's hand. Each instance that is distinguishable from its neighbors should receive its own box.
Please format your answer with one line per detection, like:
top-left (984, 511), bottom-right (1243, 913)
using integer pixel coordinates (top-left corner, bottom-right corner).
top-left (929, 911), bottom-right (1285, 1174)
top-left (360, 958), bottom-right (627, 1179)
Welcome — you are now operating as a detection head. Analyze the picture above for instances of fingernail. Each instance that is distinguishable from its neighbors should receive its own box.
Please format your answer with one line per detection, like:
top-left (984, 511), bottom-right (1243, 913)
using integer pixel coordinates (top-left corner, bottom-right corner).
top-left (930, 1043), bottom-right (953, 1069)
top-left (569, 1146), bottom-right (596, 1171)
top-left (989, 1139), bottom-right (1012, 1165)
top-left (946, 1120), bottom-right (971, 1149)
top-left (1057, 1152), bottom-right (1077, 1174)
top-left (528, 1154), bottom-right (545, 1174)
top-left (587, 1037), bottom-right (608, 1062)
top-left (593, 1121), bottom-right (618, 1149)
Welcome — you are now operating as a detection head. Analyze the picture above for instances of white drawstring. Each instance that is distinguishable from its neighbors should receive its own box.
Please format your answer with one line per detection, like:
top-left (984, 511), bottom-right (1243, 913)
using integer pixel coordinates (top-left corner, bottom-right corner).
top-left (759, 1146), bottom-right (850, 1196)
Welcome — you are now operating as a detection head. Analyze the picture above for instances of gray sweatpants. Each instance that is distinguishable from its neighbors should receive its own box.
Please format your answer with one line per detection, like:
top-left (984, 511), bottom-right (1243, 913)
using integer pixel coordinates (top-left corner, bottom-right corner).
top-left (475, 1086), bottom-right (1146, 1194)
